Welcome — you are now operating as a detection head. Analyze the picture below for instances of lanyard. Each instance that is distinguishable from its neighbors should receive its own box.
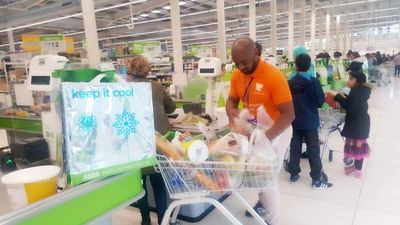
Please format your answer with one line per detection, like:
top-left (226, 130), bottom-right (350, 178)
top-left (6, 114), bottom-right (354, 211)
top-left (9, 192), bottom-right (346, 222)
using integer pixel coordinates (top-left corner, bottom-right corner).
top-left (243, 77), bottom-right (254, 109)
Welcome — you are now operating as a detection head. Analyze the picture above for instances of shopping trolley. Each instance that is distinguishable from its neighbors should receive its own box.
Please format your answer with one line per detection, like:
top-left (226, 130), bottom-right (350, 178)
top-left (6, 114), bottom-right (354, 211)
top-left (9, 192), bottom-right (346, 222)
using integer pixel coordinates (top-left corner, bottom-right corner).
top-left (155, 154), bottom-right (279, 225)
top-left (369, 64), bottom-right (391, 87)
top-left (283, 108), bottom-right (345, 172)
top-left (378, 62), bottom-right (393, 85)
top-left (318, 108), bottom-right (346, 162)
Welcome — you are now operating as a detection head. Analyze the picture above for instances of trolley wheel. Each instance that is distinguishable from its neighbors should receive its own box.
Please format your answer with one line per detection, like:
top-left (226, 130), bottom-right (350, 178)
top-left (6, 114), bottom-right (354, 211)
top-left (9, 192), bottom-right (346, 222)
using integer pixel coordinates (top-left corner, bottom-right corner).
top-left (284, 159), bottom-right (290, 173)
top-left (328, 150), bottom-right (334, 162)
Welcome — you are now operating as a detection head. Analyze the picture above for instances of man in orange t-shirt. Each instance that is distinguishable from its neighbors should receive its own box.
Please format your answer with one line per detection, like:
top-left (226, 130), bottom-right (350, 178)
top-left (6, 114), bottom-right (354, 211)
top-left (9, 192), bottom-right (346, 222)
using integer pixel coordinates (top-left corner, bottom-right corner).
top-left (226, 37), bottom-right (294, 225)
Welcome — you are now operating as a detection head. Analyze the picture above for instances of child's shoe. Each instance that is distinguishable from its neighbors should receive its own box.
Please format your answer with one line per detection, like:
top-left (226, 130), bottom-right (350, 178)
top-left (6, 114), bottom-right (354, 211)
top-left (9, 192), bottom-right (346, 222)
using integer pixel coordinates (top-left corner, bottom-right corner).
top-left (312, 180), bottom-right (333, 190)
top-left (348, 169), bottom-right (363, 178)
top-left (345, 166), bottom-right (355, 175)
top-left (290, 175), bottom-right (300, 184)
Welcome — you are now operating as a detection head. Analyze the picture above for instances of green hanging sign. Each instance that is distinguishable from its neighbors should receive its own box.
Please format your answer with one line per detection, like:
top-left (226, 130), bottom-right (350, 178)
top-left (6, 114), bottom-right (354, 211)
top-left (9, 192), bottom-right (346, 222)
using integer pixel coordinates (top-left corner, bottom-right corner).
top-left (190, 45), bottom-right (213, 57)
top-left (131, 41), bottom-right (161, 57)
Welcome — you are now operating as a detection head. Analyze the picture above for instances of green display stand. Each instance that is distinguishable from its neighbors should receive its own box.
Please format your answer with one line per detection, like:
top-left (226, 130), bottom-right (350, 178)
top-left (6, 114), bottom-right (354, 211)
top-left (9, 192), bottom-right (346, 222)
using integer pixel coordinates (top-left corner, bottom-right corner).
top-left (182, 78), bottom-right (208, 100)
top-left (0, 116), bottom-right (42, 134)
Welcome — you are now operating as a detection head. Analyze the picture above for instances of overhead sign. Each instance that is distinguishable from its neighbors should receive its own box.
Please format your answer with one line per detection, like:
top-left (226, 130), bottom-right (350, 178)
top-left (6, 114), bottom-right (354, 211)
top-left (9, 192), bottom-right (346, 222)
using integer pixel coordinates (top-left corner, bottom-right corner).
top-left (22, 34), bottom-right (74, 54)
top-left (132, 41), bottom-right (161, 58)
top-left (190, 45), bottom-right (214, 58)
top-left (40, 35), bottom-right (66, 53)
top-left (22, 35), bottom-right (41, 52)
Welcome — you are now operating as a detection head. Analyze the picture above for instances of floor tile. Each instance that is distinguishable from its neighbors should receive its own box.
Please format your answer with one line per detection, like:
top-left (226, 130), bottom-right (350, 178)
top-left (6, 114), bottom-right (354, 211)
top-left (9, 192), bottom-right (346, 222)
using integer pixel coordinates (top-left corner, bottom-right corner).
top-left (353, 208), bottom-right (400, 225)
top-left (358, 160), bottom-right (400, 214)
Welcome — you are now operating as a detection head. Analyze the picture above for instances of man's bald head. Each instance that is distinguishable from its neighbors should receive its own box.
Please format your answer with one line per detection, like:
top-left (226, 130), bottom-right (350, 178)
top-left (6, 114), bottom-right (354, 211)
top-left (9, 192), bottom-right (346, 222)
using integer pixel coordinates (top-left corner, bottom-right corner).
top-left (232, 37), bottom-right (259, 75)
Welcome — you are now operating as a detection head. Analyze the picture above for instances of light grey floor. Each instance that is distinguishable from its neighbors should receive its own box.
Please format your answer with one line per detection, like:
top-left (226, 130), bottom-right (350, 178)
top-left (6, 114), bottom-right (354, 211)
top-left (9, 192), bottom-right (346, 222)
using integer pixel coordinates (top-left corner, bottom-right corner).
top-left (112, 78), bottom-right (400, 225)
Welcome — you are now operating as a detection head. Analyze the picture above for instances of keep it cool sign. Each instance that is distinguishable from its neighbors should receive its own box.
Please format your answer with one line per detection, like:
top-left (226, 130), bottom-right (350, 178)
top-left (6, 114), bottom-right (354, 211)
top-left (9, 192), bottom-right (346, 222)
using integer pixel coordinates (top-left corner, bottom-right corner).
top-left (60, 82), bottom-right (156, 185)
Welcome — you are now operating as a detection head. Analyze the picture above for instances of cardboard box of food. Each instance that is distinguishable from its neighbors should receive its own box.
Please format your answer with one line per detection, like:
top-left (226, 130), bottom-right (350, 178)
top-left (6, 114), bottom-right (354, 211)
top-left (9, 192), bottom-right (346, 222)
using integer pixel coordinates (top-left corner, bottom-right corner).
top-left (9, 69), bottom-right (26, 81)
top-left (0, 78), bottom-right (8, 92)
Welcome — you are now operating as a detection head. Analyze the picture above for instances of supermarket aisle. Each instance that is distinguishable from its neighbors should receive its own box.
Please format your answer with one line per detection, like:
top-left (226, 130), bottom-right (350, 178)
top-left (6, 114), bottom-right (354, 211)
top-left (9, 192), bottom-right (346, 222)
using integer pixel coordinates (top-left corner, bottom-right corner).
top-left (112, 78), bottom-right (400, 225)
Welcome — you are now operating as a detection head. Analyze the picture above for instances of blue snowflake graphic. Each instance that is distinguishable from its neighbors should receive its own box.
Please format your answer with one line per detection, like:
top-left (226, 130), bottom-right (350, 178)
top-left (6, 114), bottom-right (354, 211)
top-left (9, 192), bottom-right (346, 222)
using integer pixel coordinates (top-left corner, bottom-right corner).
top-left (112, 110), bottom-right (139, 139)
top-left (78, 114), bottom-right (97, 131)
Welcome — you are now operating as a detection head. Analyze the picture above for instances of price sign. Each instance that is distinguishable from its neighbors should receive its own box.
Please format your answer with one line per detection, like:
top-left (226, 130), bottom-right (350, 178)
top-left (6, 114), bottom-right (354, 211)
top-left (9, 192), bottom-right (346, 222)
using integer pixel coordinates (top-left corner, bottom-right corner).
top-left (40, 35), bottom-right (66, 53)
top-left (190, 45), bottom-right (213, 57)
top-left (143, 45), bottom-right (161, 58)
top-left (132, 41), bottom-right (161, 58)
top-left (23, 34), bottom-right (73, 53)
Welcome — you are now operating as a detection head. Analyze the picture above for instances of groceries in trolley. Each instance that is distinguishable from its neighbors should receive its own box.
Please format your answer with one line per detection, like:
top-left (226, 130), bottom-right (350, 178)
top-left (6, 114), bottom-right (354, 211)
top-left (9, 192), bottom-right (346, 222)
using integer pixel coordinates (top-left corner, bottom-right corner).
top-left (155, 106), bottom-right (279, 194)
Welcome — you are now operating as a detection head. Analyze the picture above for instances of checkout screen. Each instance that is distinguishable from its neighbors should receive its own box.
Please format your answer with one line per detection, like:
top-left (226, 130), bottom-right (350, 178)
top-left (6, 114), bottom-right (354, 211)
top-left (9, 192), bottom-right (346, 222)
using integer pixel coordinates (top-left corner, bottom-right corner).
top-left (31, 76), bottom-right (51, 85)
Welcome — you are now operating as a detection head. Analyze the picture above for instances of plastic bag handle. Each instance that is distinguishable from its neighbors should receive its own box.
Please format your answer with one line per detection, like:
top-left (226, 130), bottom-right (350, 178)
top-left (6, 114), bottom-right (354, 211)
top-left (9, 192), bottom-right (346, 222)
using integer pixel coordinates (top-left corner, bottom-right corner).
top-left (89, 73), bottom-right (128, 84)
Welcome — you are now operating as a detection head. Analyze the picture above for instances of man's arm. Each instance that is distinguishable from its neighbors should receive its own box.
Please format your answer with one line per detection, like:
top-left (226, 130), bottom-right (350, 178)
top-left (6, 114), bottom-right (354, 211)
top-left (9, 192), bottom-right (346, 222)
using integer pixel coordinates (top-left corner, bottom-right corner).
top-left (265, 101), bottom-right (295, 141)
top-left (226, 96), bottom-right (240, 127)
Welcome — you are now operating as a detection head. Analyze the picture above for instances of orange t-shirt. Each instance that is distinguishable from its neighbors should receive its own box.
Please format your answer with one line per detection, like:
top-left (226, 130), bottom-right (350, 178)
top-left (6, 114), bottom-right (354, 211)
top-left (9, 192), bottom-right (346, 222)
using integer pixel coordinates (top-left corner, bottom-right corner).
top-left (229, 60), bottom-right (292, 121)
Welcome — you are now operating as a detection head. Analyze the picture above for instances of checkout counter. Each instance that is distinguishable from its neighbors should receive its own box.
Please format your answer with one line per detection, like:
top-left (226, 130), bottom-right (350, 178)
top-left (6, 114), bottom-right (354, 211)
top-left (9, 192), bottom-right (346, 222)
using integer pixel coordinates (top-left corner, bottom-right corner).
top-left (0, 56), bottom-right (148, 225)
top-left (0, 170), bottom-right (143, 225)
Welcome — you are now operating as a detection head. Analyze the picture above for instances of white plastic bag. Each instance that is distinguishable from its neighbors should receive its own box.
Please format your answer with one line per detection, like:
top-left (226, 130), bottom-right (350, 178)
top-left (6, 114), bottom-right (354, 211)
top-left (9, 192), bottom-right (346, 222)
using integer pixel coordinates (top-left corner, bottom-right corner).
top-left (247, 129), bottom-right (279, 170)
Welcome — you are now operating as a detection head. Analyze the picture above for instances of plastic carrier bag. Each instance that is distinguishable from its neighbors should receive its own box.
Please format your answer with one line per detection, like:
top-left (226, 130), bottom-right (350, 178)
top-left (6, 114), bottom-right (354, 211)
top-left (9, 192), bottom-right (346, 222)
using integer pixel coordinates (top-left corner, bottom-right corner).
top-left (60, 74), bottom-right (156, 185)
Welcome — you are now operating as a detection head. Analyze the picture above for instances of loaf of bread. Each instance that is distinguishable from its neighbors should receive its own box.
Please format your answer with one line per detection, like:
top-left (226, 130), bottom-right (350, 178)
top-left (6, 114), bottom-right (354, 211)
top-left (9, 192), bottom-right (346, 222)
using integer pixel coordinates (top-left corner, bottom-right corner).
top-left (195, 172), bottom-right (220, 191)
top-left (155, 134), bottom-right (182, 160)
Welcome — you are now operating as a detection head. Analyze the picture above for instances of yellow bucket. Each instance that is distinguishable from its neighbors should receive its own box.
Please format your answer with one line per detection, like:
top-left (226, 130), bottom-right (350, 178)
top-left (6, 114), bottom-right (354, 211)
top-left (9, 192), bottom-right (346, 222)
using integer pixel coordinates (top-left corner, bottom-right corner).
top-left (1, 165), bottom-right (60, 209)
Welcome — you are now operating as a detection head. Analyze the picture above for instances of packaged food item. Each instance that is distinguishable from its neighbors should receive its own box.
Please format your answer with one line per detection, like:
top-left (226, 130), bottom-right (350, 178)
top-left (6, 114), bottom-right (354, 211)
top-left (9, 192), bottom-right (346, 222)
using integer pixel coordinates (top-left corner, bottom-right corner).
top-left (194, 172), bottom-right (220, 191)
top-left (171, 131), bottom-right (209, 162)
top-left (156, 133), bottom-right (220, 191)
top-left (155, 133), bottom-right (182, 160)
top-left (180, 112), bottom-right (209, 126)
top-left (208, 132), bottom-right (247, 157)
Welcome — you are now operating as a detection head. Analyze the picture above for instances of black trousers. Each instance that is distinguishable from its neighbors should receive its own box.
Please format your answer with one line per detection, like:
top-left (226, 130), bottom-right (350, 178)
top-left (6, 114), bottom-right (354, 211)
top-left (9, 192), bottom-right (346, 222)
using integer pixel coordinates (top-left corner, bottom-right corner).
top-left (355, 159), bottom-right (364, 170)
top-left (395, 65), bottom-right (400, 77)
top-left (136, 173), bottom-right (167, 225)
top-left (288, 129), bottom-right (323, 182)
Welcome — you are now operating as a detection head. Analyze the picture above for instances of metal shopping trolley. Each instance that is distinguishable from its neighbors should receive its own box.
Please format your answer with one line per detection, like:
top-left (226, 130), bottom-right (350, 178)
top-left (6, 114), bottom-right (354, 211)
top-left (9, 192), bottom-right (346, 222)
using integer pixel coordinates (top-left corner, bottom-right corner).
top-left (318, 108), bottom-right (346, 162)
top-left (369, 64), bottom-right (391, 87)
top-left (284, 108), bottom-right (346, 172)
top-left (156, 154), bottom-right (279, 225)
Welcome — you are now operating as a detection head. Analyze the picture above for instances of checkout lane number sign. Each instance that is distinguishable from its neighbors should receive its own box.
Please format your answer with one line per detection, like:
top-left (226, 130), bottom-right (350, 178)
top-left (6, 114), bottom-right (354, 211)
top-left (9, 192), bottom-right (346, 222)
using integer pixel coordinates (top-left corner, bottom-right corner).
top-left (40, 35), bottom-right (66, 53)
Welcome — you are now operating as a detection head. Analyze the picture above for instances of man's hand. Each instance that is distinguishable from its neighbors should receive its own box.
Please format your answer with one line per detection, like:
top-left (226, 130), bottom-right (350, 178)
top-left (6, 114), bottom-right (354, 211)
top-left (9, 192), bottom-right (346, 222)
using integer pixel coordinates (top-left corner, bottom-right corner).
top-left (265, 101), bottom-right (295, 141)
top-left (226, 96), bottom-right (240, 127)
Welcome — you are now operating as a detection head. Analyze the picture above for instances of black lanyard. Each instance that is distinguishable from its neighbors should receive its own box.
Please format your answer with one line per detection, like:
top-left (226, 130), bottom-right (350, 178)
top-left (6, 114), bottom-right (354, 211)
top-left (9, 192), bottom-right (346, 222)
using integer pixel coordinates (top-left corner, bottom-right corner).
top-left (243, 77), bottom-right (254, 109)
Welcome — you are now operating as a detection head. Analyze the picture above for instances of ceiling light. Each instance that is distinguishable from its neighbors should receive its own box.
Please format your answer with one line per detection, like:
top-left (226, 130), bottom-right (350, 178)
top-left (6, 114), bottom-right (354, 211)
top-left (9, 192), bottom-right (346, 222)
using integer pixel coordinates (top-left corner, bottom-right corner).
top-left (179, 1), bottom-right (187, 6)
top-left (151, 10), bottom-right (162, 13)
top-left (0, 0), bottom-right (146, 34)
top-left (163, 5), bottom-right (170, 10)
top-left (140, 14), bottom-right (149, 17)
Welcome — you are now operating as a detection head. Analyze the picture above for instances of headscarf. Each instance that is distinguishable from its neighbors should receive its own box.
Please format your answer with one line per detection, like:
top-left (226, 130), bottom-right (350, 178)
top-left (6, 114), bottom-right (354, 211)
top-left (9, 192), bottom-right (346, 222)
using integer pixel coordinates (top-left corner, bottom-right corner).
top-left (289, 45), bottom-right (316, 80)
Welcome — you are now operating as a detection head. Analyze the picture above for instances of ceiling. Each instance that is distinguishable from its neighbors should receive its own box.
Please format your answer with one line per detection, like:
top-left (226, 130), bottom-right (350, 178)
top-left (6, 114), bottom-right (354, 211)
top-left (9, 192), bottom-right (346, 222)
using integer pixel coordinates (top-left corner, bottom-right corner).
top-left (0, 0), bottom-right (399, 52)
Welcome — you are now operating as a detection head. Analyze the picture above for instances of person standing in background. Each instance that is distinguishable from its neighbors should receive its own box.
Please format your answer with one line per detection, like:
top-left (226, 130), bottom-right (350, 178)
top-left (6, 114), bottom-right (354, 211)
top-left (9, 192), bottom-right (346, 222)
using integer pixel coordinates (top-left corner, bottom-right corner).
top-left (289, 45), bottom-right (316, 80)
top-left (255, 41), bottom-right (263, 58)
top-left (393, 53), bottom-right (400, 77)
top-left (334, 71), bottom-right (372, 178)
top-left (347, 51), bottom-right (364, 73)
top-left (376, 51), bottom-right (383, 66)
top-left (128, 56), bottom-right (176, 225)
top-left (288, 54), bottom-right (333, 189)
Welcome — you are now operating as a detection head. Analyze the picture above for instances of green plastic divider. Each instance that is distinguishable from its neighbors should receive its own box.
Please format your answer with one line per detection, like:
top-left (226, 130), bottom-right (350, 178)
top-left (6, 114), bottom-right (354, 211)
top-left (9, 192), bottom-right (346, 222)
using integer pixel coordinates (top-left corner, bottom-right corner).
top-left (18, 170), bottom-right (143, 225)
top-left (0, 117), bottom-right (42, 133)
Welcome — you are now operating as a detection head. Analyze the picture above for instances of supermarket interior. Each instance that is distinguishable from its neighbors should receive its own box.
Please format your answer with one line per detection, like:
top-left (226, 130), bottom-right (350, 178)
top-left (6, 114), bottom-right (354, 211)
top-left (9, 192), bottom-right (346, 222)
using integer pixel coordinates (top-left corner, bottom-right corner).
top-left (0, 0), bottom-right (400, 225)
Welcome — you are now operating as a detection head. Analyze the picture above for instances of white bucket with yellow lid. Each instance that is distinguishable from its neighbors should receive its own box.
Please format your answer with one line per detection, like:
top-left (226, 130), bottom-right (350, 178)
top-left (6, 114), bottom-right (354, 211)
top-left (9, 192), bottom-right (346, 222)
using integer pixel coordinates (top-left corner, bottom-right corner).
top-left (1, 165), bottom-right (60, 209)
